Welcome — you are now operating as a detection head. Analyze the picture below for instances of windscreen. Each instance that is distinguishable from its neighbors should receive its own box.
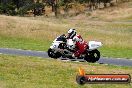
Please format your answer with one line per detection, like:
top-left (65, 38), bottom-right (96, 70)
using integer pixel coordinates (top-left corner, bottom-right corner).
top-left (56, 35), bottom-right (66, 42)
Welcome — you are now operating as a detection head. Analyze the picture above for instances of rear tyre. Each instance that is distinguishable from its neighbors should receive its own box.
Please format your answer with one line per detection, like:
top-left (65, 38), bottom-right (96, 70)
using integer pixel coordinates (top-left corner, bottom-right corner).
top-left (84, 49), bottom-right (100, 63)
top-left (47, 48), bottom-right (61, 59)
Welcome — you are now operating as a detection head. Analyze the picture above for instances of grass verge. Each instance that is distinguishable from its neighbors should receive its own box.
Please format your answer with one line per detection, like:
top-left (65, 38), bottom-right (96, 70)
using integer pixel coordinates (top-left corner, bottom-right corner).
top-left (0, 35), bottom-right (51, 51)
top-left (0, 55), bottom-right (132, 88)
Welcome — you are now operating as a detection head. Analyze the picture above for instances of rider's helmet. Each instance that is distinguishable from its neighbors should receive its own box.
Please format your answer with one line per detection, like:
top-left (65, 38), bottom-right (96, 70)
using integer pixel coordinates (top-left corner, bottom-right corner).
top-left (67, 28), bottom-right (76, 39)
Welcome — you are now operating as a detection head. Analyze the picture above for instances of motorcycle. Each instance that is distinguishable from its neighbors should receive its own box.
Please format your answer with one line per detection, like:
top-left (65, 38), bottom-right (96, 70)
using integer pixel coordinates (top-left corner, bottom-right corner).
top-left (48, 34), bottom-right (102, 63)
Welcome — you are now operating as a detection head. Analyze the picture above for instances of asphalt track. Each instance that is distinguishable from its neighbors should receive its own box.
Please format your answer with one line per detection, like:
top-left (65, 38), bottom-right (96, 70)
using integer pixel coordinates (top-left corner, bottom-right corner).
top-left (0, 48), bottom-right (132, 66)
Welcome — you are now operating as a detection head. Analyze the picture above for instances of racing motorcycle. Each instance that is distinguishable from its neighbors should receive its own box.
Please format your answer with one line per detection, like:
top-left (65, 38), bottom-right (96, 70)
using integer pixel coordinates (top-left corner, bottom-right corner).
top-left (48, 34), bottom-right (102, 63)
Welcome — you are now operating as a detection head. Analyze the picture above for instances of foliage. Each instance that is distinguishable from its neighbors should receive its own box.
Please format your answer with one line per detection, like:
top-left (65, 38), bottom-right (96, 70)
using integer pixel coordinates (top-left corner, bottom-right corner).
top-left (0, 2), bottom-right (17, 15)
top-left (0, 0), bottom-right (131, 16)
top-left (18, 2), bottom-right (45, 16)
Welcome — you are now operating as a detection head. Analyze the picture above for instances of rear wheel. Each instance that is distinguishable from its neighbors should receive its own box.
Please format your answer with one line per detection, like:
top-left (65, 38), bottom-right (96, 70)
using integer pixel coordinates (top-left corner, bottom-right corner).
top-left (47, 48), bottom-right (61, 59)
top-left (84, 49), bottom-right (100, 63)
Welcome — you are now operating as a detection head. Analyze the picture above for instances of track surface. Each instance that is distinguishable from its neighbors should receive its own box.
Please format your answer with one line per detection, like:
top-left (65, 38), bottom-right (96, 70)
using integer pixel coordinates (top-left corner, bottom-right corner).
top-left (0, 48), bottom-right (132, 66)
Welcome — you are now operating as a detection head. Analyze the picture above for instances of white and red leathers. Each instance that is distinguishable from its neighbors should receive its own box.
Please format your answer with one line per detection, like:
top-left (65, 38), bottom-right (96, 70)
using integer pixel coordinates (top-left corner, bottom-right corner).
top-left (72, 35), bottom-right (88, 57)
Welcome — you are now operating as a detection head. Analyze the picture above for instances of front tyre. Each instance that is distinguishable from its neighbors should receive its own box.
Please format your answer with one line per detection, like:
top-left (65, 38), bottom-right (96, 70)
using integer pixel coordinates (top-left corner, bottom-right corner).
top-left (84, 49), bottom-right (100, 63)
top-left (47, 48), bottom-right (61, 59)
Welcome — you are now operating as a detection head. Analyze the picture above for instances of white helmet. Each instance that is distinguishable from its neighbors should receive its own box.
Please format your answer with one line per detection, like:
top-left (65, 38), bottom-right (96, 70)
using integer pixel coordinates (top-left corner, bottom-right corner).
top-left (67, 28), bottom-right (76, 39)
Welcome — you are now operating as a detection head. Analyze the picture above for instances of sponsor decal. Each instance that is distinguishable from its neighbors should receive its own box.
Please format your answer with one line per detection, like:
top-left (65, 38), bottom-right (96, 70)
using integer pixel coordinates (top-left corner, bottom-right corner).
top-left (76, 67), bottom-right (131, 85)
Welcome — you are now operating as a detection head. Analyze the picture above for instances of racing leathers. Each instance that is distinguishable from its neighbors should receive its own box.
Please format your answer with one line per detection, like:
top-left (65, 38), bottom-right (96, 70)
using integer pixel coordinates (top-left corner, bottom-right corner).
top-left (72, 35), bottom-right (88, 58)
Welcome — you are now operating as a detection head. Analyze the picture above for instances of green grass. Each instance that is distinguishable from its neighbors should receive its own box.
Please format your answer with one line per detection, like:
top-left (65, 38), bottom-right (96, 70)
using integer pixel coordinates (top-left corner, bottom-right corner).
top-left (0, 35), bottom-right (51, 51)
top-left (100, 47), bottom-right (132, 59)
top-left (0, 55), bottom-right (132, 88)
top-left (0, 35), bottom-right (132, 59)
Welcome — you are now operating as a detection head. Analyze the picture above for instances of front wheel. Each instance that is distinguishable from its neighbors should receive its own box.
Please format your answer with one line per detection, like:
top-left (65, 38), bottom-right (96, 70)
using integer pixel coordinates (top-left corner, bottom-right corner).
top-left (47, 48), bottom-right (61, 59)
top-left (84, 49), bottom-right (100, 63)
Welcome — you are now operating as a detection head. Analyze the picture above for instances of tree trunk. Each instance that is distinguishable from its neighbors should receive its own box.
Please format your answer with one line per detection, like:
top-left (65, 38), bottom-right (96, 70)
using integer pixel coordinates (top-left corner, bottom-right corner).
top-left (54, 0), bottom-right (58, 17)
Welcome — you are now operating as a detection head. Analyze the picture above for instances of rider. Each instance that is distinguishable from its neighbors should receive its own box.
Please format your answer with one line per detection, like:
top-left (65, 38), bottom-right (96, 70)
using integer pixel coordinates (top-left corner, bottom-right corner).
top-left (67, 28), bottom-right (88, 58)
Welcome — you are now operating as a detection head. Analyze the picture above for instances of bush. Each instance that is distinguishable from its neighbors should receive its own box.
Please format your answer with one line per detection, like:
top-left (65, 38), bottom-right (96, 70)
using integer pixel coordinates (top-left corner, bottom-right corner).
top-left (18, 6), bottom-right (28, 16)
top-left (18, 3), bottom-right (45, 16)
top-left (0, 2), bottom-right (17, 15)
